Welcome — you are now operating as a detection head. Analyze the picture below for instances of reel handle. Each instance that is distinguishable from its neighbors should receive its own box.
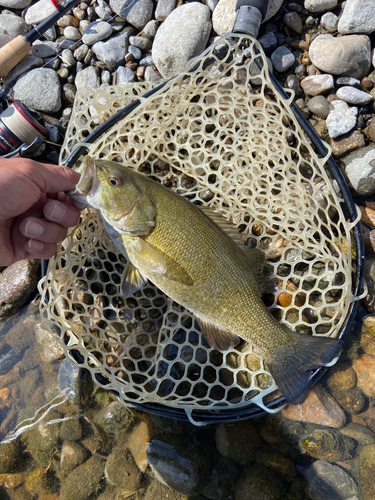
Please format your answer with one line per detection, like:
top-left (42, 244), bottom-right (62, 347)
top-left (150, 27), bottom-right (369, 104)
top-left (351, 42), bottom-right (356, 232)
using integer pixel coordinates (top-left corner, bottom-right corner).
top-left (0, 36), bottom-right (31, 78)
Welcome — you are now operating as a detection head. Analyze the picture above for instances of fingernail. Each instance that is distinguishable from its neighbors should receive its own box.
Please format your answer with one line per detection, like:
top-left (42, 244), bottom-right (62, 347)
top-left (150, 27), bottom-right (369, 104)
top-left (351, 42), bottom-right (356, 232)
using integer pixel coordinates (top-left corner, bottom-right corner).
top-left (25, 221), bottom-right (43, 237)
top-left (28, 239), bottom-right (44, 251)
top-left (50, 203), bottom-right (67, 221)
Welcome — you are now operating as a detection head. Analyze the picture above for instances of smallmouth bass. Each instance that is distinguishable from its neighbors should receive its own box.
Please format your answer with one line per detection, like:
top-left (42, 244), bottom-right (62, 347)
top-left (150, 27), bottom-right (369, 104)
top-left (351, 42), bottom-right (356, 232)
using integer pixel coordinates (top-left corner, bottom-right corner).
top-left (68, 156), bottom-right (343, 404)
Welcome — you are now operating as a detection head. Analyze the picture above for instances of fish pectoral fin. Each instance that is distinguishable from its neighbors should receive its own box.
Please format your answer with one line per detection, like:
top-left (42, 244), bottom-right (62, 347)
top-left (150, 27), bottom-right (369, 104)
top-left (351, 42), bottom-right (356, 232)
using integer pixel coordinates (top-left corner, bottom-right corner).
top-left (196, 317), bottom-right (240, 351)
top-left (135, 238), bottom-right (168, 275)
top-left (120, 262), bottom-right (148, 297)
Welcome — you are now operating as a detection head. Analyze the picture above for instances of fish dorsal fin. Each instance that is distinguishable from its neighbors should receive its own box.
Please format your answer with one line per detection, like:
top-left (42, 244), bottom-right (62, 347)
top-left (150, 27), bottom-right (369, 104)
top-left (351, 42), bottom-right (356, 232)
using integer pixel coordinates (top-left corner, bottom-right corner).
top-left (120, 262), bottom-right (148, 297)
top-left (242, 247), bottom-right (266, 295)
top-left (199, 206), bottom-right (244, 245)
top-left (196, 317), bottom-right (240, 351)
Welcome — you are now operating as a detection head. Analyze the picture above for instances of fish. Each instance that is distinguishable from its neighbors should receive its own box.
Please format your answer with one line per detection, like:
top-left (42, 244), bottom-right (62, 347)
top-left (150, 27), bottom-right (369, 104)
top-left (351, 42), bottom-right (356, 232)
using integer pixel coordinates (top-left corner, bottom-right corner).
top-left (68, 156), bottom-right (343, 404)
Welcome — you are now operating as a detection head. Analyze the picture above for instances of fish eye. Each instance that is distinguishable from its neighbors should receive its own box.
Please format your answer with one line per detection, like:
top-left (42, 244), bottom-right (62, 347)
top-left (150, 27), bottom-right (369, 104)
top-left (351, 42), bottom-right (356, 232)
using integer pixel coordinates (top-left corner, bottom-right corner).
top-left (109, 176), bottom-right (121, 187)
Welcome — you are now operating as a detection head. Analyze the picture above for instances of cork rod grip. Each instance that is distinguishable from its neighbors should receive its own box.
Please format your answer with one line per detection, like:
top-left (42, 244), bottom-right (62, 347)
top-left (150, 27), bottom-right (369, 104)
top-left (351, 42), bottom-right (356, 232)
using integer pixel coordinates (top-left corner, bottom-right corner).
top-left (0, 36), bottom-right (31, 78)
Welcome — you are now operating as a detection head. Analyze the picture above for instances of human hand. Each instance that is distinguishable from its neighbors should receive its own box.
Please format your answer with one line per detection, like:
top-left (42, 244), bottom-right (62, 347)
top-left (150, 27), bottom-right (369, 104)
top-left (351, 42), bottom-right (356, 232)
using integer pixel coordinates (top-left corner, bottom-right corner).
top-left (0, 158), bottom-right (82, 266)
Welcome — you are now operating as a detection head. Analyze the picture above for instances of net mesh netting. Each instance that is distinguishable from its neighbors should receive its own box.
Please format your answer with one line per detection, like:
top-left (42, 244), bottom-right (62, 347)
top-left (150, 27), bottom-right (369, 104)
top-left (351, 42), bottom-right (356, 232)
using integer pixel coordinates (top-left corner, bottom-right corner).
top-left (38, 34), bottom-right (356, 418)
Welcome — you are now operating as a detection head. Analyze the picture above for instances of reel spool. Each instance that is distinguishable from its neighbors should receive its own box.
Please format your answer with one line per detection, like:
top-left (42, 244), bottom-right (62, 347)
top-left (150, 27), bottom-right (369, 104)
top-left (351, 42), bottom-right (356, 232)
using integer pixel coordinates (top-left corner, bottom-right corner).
top-left (38, 34), bottom-right (363, 424)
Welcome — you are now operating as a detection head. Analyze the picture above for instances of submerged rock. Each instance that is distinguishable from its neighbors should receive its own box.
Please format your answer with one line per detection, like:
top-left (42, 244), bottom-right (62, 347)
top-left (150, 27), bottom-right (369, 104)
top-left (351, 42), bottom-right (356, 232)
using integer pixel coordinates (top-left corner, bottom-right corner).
top-left (305, 460), bottom-right (358, 500)
top-left (359, 444), bottom-right (375, 500)
top-left (234, 465), bottom-right (286, 500)
top-left (105, 447), bottom-right (141, 492)
top-left (59, 456), bottom-right (105, 500)
top-left (352, 353), bottom-right (375, 398)
top-left (147, 437), bottom-right (209, 495)
top-left (93, 401), bottom-right (135, 435)
top-left (0, 440), bottom-right (23, 474)
top-left (0, 260), bottom-right (40, 321)
top-left (216, 421), bottom-right (261, 464)
top-left (59, 441), bottom-right (90, 477)
top-left (299, 428), bottom-right (356, 462)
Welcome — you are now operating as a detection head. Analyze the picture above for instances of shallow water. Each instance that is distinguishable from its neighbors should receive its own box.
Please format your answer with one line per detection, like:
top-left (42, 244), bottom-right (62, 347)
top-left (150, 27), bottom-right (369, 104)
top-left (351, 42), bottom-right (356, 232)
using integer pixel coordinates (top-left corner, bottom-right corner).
top-left (0, 297), bottom-right (370, 500)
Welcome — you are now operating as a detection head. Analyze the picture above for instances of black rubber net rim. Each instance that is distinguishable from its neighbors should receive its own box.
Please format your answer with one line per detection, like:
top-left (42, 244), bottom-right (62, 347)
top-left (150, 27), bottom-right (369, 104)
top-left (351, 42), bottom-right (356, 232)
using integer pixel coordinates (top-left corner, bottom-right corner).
top-left (61, 40), bottom-right (364, 424)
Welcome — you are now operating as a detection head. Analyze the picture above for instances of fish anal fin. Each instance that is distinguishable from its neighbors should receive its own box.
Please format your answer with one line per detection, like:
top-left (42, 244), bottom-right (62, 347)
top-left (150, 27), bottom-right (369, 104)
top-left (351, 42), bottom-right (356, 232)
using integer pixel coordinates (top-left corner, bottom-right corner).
top-left (199, 206), bottom-right (244, 246)
top-left (267, 332), bottom-right (343, 404)
top-left (196, 317), bottom-right (240, 351)
top-left (120, 262), bottom-right (148, 297)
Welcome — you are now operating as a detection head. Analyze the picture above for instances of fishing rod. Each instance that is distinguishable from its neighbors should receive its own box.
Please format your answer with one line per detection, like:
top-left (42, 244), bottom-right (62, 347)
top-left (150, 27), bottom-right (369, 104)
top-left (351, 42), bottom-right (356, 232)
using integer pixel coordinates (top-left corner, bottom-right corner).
top-left (0, 0), bottom-right (82, 78)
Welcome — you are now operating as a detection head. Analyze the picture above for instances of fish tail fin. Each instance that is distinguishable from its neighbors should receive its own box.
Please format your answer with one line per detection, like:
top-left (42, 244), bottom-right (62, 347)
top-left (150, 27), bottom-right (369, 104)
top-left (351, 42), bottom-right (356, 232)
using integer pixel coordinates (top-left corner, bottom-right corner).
top-left (267, 332), bottom-right (343, 404)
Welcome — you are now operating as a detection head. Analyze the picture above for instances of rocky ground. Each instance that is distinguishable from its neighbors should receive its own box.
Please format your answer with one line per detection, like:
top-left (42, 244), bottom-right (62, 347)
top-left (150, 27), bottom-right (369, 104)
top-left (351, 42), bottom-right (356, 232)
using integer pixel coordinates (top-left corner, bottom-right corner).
top-left (2, 0), bottom-right (375, 499)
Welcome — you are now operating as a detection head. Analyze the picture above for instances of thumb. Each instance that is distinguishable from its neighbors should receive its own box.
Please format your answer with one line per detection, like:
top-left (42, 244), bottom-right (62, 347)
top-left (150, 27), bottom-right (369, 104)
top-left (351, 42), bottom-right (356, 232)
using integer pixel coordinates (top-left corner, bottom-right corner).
top-left (24, 161), bottom-right (81, 193)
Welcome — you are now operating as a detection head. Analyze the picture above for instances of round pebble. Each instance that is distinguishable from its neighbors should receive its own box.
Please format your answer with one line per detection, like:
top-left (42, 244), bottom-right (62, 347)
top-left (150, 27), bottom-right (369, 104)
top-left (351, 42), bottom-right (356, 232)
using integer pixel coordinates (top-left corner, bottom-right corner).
top-left (307, 95), bottom-right (330, 118)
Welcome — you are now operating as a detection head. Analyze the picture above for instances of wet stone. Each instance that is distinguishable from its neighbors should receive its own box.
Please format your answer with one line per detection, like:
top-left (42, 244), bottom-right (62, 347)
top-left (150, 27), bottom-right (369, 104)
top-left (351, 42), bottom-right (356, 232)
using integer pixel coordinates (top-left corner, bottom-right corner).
top-left (127, 421), bottom-right (151, 472)
top-left (105, 447), bottom-right (141, 492)
top-left (147, 436), bottom-right (210, 495)
top-left (58, 358), bottom-right (83, 406)
top-left (59, 417), bottom-right (82, 441)
top-left (330, 129), bottom-right (365, 158)
top-left (0, 260), bottom-right (40, 321)
top-left (300, 74), bottom-right (334, 96)
top-left (0, 441), bottom-right (23, 474)
top-left (144, 480), bottom-right (190, 500)
top-left (299, 428), bottom-right (356, 462)
top-left (93, 401), bottom-right (135, 435)
top-left (326, 100), bottom-right (358, 139)
top-left (234, 465), bottom-right (286, 500)
top-left (353, 353), bottom-right (375, 398)
top-left (307, 95), bottom-right (330, 119)
top-left (332, 387), bottom-right (366, 415)
top-left (339, 422), bottom-right (375, 445)
top-left (339, 145), bottom-right (375, 197)
top-left (305, 460), bottom-right (358, 500)
top-left (360, 315), bottom-right (375, 355)
top-left (216, 421), bottom-right (261, 464)
top-left (326, 363), bottom-right (357, 393)
top-left (256, 451), bottom-right (297, 482)
top-left (359, 444), bottom-right (375, 500)
top-left (282, 385), bottom-right (346, 428)
top-left (60, 456), bottom-right (105, 500)
top-left (34, 322), bottom-right (64, 362)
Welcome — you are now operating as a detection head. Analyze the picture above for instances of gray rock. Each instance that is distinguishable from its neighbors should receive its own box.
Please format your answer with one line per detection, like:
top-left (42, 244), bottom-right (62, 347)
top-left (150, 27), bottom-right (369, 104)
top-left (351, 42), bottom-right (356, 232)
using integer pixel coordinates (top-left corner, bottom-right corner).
top-left (92, 27), bottom-right (135, 72)
top-left (0, 349), bottom-right (23, 375)
top-left (258, 32), bottom-right (278, 56)
top-left (216, 422), bottom-right (260, 465)
top-left (304, 0), bottom-right (337, 12)
top-left (58, 357), bottom-right (83, 406)
top-left (75, 66), bottom-right (100, 89)
top-left (207, 0), bottom-right (219, 11)
top-left (152, 2), bottom-right (212, 79)
top-left (105, 447), bottom-right (141, 491)
top-left (31, 40), bottom-right (57, 58)
top-left (300, 74), bottom-right (334, 95)
top-left (320, 11), bottom-right (338, 32)
top-left (338, 0), bottom-right (375, 35)
top-left (128, 45), bottom-right (142, 60)
top-left (82, 21), bottom-right (113, 45)
top-left (305, 461), bottom-right (358, 500)
top-left (139, 55), bottom-right (155, 67)
top-left (340, 144), bottom-right (375, 197)
top-left (270, 46), bottom-right (295, 72)
top-left (283, 12), bottom-right (303, 34)
top-left (95, 4), bottom-right (112, 21)
top-left (3, 55), bottom-right (43, 87)
top-left (235, 466), bottom-right (285, 500)
top-left (299, 429), bottom-right (356, 462)
top-left (44, 57), bottom-right (60, 70)
top-left (309, 34), bottom-right (371, 80)
top-left (59, 39), bottom-right (76, 50)
top-left (147, 437), bottom-right (209, 495)
top-left (64, 26), bottom-right (81, 41)
top-left (60, 456), bottom-right (105, 500)
top-left (24, 0), bottom-right (55, 25)
top-left (144, 66), bottom-right (161, 82)
top-left (155, 0), bottom-right (176, 21)
top-left (307, 95), bottom-right (330, 118)
top-left (129, 35), bottom-right (152, 51)
top-left (0, 260), bottom-right (40, 321)
top-left (116, 66), bottom-right (136, 84)
top-left (212, 0), bottom-right (283, 36)
top-left (336, 86), bottom-right (373, 106)
top-left (285, 74), bottom-right (303, 96)
top-left (142, 19), bottom-right (159, 39)
top-left (336, 76), bottom-right (362, 88)
top-left (339, 422), bottom-right (375, 445)
top-left (0, 0), bottom-right (31, 7)
top-left (110, 0), bottom-right (154, 30)
top-left (0, 14), bottom-right (28, 49)
top-left (101, 70), bottom-right (110, 84)
top-left (326, 100), bottom-right (358, 139)
top-left (61, 49), bottom-right (76, 67)
top-left (74, 44), bottom-right (89, 62)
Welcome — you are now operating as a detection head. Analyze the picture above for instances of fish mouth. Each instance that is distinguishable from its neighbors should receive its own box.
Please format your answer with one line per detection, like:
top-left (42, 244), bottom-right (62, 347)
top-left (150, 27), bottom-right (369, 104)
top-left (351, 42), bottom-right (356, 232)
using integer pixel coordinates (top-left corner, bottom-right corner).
top-left (67, 157), bottom-right (96, 202)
